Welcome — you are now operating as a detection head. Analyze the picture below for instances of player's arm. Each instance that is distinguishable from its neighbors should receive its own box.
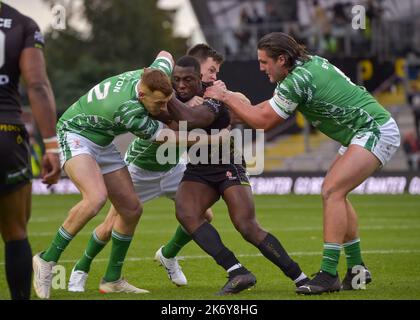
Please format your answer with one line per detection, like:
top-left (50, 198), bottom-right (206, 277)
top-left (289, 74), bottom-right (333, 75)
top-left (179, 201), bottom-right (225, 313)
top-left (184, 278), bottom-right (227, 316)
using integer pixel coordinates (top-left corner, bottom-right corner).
top-left (226, 91), bottom-right (250, 125)
top-left (167, 95), bottom-right (216, 129)
top-left (119, 102), bottom-right (221, 146)
top-left (127, 116), bottom-right (227, 147)
top-left (155, 124), bottom-right (229, 147)
top-left (156, 51), bottom-right (174, 69)
top-left (205, 84), bottom-right (285, 130)
top-left (20, 47), bottom-right (61, 185)
top-left (149, 51), bottom-right (174, 77)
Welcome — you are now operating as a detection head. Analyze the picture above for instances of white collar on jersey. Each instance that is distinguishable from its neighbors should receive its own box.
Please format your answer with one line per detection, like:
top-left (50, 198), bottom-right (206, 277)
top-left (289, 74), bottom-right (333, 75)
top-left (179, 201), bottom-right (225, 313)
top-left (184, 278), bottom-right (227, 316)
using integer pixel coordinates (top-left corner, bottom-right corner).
top-left (135, 79), bottom-right (141, 98)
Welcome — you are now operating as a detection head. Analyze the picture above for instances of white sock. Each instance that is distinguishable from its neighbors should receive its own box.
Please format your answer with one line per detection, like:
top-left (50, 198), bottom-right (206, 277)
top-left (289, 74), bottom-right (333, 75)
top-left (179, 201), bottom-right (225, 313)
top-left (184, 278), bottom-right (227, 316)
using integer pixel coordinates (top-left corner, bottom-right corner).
top-left (294, 272), bottom-right (308, 284)
top-left (227, 263), bottom-right (242, 273)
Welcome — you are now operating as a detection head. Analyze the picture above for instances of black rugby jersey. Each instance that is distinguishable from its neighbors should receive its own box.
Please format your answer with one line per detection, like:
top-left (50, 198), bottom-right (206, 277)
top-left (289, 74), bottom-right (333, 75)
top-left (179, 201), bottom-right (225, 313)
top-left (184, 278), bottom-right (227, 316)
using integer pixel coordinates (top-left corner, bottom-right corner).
top-left (0, 3), bottom-right (44, 124)
top-left (179, 82), bottom-right (244, 166)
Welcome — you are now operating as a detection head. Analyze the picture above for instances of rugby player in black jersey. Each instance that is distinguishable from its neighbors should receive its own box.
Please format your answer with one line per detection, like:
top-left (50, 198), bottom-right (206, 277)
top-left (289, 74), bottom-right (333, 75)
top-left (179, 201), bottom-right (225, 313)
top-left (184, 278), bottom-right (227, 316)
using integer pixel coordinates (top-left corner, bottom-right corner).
top-left (0, 3), bottom-right (60, 300)
top-left (167, 56), bottom-right (309, 295)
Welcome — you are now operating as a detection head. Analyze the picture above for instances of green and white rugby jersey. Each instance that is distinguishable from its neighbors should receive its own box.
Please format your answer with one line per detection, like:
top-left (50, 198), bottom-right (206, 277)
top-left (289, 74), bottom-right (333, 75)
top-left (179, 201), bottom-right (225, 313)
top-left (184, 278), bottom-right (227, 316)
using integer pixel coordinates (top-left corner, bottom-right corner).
top-left (125, 138), bottom-right (181, 172)
top-left (57, 57), bottom-right (173, 147)
top-left (269, 55), bottom-right (391, 146)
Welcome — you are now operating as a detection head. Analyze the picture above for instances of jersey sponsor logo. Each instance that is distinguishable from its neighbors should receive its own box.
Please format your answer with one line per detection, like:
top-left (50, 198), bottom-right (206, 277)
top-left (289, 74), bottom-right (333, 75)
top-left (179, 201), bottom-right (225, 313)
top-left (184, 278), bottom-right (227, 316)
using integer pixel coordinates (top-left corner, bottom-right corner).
top-left (72, 138), bottom-right (82, 149)
top-left (226, 171), bottom-right (237, 180)
top-left (203, 98), bottom-right (222, 114)
top-left (0, 74), bottom-right (10, 85)
top-left (311, 120), bottom-right (321, 127)
top-left (0, 124), bottom-right (21, 132)
top-left (0, 18), bottom-right (12, 28)
top-left (34, 31), bottom-right (45, 45)
top-left (273, 92), bottom-right (297, 113)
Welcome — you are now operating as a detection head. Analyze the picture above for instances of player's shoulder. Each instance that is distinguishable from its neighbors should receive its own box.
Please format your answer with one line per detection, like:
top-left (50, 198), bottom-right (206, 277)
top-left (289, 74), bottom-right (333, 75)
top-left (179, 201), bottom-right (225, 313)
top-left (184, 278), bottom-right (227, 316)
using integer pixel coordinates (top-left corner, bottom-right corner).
top-left (97, 69), bottom-right (141, 101)
top-left (107, 69), bottom-right (141, 84)
top-left (277, 56), bottom-right (319, 91)
top-left (117, 99), bottom-right (147, 116)
top-left (292, 56), bottom-right (320, 79)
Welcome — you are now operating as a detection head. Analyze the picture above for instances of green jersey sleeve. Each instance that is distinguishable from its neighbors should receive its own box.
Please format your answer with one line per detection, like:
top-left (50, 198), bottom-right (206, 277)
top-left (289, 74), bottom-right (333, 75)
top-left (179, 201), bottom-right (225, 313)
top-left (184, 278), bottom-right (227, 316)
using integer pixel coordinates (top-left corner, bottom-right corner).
top-left (115, 100), bottom-right (163, 141)
top-left (149, 56), bottom-right (173, 77)
top-left (269, 66), bottom-right (314, 119)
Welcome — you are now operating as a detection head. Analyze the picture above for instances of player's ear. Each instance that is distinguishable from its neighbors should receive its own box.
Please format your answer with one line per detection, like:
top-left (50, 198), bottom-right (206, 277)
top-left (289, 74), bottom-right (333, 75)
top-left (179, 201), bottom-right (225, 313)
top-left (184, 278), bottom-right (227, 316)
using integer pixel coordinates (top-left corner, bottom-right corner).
top-left (277, 55), bottom-right (286, 66)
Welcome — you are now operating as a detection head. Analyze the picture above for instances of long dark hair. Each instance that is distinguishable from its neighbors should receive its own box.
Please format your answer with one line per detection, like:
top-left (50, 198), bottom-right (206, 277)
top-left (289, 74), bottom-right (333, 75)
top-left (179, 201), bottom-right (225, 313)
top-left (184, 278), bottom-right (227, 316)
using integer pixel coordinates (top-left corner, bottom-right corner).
top-left (258, 32), bottom-right (309, 70)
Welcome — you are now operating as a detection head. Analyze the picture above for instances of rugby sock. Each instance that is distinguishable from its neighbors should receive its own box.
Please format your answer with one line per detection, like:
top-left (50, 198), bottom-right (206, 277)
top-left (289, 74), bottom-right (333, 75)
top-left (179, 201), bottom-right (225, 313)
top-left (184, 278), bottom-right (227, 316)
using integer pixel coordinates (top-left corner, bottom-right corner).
top-left (5, 238), bottom-right (32, 300)
top-left (257, 233), bottom-right (306, 281)
top-left (74, 230), bottom-right (107, 273)
top-left (42, 226), bottom-right (73, 262)
top-left (191, 222), bottom-right (249, 275)
top-left (343, 238), bottom-right (363, 269)
top-left (103, 230), bottom-right (132, 282)
top-left (162, 225), bottom-right (192, 258)
top-left (321, 242), bottom-right (341, 276)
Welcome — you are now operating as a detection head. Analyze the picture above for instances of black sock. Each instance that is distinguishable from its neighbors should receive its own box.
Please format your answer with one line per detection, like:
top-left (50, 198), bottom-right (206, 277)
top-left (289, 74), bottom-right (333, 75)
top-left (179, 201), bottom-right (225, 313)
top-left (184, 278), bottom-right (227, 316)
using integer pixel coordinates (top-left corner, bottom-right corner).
top-left (257, 233), bottom-right (303, 281)
top-left (5, 238), bottom-right (33, 300)
top-left (191, 222), bottom-right (246, 273)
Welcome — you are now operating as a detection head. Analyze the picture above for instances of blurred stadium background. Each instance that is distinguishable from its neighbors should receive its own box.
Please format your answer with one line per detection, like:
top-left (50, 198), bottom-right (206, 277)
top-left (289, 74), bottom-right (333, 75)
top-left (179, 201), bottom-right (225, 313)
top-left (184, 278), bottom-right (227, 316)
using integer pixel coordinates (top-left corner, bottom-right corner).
top-left (1, 0), bottom-right (420, 300)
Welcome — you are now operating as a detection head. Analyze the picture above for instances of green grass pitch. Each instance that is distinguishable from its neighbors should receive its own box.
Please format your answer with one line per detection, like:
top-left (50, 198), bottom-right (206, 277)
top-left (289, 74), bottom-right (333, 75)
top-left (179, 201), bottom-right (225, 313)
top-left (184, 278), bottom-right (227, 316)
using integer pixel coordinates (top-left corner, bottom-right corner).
top-left (1, 194), bottom-right (419, 300)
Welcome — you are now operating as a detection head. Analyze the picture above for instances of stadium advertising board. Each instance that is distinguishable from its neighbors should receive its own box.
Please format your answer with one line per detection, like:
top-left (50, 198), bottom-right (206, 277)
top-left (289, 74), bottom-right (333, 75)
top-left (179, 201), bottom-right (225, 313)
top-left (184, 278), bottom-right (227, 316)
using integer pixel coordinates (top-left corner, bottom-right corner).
top-left (33, 172), bottom-right (420, 195)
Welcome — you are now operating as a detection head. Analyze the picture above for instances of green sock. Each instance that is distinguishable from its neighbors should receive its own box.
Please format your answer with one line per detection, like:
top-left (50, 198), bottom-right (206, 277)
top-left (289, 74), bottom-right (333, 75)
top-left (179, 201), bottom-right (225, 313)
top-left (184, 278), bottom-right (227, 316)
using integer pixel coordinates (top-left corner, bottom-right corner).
top-left (74, 230), bottom-right (107, 273)
top-left (162, 225), bottom-right (192, 258)
top-left (103, 230), bottom-right (132, 282)
top-left (42, 226), bottom-right (73, 263)
top-left (320, 242), bottom-right (341, 276)
top-left (343, 238), bottom-right (363, 269)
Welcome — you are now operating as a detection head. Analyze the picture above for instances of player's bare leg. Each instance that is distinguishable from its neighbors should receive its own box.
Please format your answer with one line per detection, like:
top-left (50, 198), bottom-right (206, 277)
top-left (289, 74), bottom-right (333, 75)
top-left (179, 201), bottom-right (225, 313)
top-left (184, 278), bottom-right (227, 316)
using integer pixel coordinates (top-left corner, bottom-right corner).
top-left (176, 181), bottom-right (256, 295)
top-left (98, 167), bottom-right (147, 293)
top-left (62, 155), bottom-right (108, 234)
top-left (0, 183), bottom-right (32, 300)
top-left (223, 185), bottom-right (308, 287)
top-left (297, 145), bottom-right (380, 295)
top-left (175, 182), bottom-right (219, 233)
top-left (34, 154), bottom-right (107, 299)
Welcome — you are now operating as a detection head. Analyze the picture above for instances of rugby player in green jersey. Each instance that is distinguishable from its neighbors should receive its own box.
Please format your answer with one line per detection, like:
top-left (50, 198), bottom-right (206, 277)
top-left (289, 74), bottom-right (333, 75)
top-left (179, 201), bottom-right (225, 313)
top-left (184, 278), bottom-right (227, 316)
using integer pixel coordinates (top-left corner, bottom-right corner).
top-left (205, 32), bottom-right (400, 295)
top-left (66, 45), bottom-right (222, 293)
top-left (32, 51), bottom-right (225, 298)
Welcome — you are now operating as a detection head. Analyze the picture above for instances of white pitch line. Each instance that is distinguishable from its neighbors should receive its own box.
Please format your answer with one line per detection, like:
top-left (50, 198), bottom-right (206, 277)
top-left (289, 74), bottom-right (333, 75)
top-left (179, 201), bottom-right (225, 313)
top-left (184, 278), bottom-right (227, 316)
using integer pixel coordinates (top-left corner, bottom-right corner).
top-left (1, 249), bottom-right (419, 266)
top-left (27, 224), bottom-right (420, 237)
